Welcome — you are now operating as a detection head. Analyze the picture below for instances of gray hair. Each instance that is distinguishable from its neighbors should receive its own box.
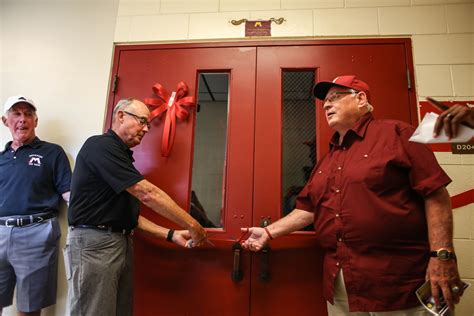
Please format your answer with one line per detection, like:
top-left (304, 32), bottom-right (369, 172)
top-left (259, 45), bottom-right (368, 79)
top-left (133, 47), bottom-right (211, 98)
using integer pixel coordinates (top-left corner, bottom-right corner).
top-left (348, 89), bottom-right (374, 113)
top-left (112, 98), bottom-right (135, 119)
top-left (366, 102), bottom-right (374, 112)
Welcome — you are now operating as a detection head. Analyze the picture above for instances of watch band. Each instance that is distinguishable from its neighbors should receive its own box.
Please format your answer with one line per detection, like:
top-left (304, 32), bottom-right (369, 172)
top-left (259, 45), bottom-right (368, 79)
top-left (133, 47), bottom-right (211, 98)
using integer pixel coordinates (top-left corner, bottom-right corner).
top-left (430, 248), bottom-right (456, 260)
top-left (166, 229), bottom-right (175, 242)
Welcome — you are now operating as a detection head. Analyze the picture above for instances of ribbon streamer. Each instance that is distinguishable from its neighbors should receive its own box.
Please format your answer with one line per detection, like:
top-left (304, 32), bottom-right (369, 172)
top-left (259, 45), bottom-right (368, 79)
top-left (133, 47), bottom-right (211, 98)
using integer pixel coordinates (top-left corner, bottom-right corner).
top-left (144, 81), bottom-right (195, 157)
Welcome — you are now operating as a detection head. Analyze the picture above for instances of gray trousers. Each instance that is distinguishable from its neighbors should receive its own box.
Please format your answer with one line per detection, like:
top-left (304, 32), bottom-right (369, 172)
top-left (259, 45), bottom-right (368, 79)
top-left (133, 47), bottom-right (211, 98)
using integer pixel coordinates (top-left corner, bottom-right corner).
top-left (0, 217), bottom-right (60, 312)
top-left (64, 227), bottom-right (134, 316)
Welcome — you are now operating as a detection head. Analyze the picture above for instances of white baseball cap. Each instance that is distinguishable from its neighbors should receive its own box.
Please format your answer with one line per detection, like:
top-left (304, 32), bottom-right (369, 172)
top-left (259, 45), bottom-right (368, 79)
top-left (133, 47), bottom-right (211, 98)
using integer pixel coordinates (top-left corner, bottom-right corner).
top-left (3, 95), bottom-right (37, 115)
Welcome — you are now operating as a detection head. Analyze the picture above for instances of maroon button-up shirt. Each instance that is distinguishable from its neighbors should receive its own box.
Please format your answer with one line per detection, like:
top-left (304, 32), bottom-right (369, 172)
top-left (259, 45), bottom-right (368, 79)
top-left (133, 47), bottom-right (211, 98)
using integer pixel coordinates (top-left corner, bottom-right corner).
top-left (296, 113), bottom-right (451, 312)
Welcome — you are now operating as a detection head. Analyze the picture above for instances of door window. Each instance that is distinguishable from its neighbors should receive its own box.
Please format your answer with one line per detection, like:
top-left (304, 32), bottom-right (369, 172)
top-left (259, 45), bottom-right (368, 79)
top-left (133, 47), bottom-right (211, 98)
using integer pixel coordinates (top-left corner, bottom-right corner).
top-left (281, 70), bottom-right (316, 226)
top-left (190, 73), bottom-right (230, 228)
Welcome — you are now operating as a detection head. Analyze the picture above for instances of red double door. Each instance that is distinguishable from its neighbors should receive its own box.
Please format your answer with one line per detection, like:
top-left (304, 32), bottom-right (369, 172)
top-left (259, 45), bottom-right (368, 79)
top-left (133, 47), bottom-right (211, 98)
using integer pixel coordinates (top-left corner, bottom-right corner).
top-left (106, 40), bottom-right (417, 316)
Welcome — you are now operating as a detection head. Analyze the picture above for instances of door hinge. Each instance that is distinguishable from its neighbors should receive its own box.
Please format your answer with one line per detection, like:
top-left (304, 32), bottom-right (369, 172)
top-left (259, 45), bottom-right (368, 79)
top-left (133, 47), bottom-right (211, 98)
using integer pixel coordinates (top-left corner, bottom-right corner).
top-left (112, 74), bottom-right (119, 93)
top-left (406, 69), bottom-right (411, 90)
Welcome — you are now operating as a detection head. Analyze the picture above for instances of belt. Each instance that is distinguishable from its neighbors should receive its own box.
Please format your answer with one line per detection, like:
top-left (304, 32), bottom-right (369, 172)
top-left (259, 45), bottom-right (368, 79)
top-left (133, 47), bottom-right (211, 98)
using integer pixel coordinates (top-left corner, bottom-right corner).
top-left (0, 212), bottom-right (55, 227)
top-left (72, 224), bottom-right (134, 236)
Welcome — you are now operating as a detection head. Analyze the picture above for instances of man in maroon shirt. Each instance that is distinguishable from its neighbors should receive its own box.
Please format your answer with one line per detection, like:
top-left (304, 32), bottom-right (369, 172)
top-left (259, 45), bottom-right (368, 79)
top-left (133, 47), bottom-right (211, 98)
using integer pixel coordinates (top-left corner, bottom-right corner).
top-left (241, 75), bottom-right (463, 315)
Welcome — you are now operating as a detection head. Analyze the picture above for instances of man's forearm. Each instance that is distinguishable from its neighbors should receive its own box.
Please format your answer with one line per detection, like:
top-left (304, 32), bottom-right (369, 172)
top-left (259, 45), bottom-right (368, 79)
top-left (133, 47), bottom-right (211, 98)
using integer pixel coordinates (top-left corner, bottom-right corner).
top-left (127, 180), bottom-right (199, 231)
top-left (266, 208), bottom-right (314, 239)
top-left (425, 187), bottom-right (454, 250)
top-left (62, 191), bottom-right (70, 204)
top-left (136, 215), bottom-right (168, 239)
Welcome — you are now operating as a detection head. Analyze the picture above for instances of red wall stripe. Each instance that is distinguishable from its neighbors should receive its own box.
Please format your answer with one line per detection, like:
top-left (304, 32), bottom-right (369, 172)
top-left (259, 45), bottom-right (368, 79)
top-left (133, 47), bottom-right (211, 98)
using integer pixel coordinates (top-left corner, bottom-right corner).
top-left (451, 189), bottom-right (474, 209)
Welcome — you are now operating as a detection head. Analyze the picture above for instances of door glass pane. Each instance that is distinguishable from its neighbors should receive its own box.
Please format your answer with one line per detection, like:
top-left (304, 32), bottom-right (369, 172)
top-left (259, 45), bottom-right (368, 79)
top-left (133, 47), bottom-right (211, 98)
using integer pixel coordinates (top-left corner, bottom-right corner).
top-left (282, 71), bottom-right (316, 230)
top-left (190, 73), bottom-right (229, 228)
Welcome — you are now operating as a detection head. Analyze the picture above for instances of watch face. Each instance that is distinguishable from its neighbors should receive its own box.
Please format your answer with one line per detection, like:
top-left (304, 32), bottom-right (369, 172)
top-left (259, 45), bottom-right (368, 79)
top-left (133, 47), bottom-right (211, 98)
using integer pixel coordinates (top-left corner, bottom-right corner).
top-left (438, 249), bottom-right (449, 260)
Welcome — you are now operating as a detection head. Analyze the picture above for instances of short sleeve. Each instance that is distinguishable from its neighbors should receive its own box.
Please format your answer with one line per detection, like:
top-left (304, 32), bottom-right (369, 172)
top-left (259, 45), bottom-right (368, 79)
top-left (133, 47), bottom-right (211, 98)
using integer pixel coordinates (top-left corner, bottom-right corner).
top-left (295, 161), bottom-right (329, 213)
top-left (53, 145), bottom-right (72, 194)
top-left (84, 139), bottom-right (144, 194)
top-left (397, 124), bottom-right (451, 197)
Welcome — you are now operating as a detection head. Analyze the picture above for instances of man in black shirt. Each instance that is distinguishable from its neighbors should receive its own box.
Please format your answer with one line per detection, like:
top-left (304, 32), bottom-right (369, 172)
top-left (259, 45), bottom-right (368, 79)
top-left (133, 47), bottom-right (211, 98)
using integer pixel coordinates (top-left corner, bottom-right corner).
top-left (0, 95), bottom-right (71, 316)
top-left (65, 98), bottom-right (206, 316)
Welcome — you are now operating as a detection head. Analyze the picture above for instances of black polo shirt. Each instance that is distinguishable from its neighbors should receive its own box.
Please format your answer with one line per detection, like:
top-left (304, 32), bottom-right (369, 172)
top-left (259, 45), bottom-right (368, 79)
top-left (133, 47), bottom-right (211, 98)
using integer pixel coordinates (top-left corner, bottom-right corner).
top-left (68, 129), bottom-right (144, 230)
top-left (0, 137), bottom-right (71, 217)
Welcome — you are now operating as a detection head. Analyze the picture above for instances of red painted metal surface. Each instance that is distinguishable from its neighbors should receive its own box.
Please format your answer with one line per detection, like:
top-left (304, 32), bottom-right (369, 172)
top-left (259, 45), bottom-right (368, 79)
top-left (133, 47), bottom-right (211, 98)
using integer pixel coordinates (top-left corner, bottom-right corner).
top-left (105, 39), bottom-right (417, 316)
top-left (108, 46), bottom-right (256, 315)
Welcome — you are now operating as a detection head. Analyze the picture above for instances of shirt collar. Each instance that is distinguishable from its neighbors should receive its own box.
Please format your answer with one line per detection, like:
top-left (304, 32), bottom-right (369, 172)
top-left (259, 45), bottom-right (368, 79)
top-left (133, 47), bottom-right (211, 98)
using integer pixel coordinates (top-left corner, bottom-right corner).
top-left (107, 129), bottom-right (135, 160)
top-left (330, 113), bottom-right (374, 148)
top-left (1, 137), bottom-right (41, 154)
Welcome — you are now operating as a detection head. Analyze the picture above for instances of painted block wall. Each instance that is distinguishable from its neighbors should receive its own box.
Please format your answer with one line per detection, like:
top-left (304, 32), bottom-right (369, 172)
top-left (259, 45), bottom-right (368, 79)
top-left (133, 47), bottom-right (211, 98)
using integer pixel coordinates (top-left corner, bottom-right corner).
top-left (0, 0), bottom-right (120, 315)
top-left (1, 0), bottom-right (473, 315)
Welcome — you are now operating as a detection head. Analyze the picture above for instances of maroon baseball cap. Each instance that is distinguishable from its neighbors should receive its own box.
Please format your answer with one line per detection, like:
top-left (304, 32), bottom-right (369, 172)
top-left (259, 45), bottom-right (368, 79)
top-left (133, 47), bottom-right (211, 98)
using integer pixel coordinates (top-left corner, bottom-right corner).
top-left (313, 75), bottom-right (371, 101)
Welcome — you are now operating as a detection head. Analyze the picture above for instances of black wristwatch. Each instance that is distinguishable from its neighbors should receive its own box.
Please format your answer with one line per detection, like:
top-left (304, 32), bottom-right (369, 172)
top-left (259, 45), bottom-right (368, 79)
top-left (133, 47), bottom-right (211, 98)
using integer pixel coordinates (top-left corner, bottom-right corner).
top-left (430, 248), bottom-right (456, 260)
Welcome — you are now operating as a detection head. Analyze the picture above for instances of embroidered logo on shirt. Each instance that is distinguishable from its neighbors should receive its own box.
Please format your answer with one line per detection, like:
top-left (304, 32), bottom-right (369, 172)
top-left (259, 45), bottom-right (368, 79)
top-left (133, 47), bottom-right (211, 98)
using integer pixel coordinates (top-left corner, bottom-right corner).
top-left (28, 154), bottom-right (43, 167)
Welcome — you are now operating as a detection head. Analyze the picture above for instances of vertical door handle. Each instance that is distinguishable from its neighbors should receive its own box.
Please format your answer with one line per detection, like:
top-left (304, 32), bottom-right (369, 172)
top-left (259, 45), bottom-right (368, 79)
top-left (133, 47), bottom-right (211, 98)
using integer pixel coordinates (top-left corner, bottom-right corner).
top-left (259, 245), bottom-right (271, 282)
top-left (259, 217), bottom-right (271, 282)
top-left (231, 242), bottom-right (243, 282)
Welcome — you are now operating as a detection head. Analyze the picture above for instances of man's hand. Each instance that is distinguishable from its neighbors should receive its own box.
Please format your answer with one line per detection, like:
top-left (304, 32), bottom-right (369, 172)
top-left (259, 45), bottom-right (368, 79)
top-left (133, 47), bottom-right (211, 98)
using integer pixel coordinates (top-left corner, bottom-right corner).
top-left (187, 223), bottom-right (207, 248)
top-left (426, 258), bottom-right (463, 310)
top-left (240, 227), bottom-right (270, 252)
top-left (432, 104), bottom-right (474, 139)
top-left (170, 230), bottom-right (192, 247)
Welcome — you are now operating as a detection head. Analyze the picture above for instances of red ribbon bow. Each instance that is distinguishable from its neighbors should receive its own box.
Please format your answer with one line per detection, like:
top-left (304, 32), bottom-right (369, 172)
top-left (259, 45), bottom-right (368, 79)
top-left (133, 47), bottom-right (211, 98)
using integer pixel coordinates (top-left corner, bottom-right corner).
top-left (144, 81), bottom-right (195, 157)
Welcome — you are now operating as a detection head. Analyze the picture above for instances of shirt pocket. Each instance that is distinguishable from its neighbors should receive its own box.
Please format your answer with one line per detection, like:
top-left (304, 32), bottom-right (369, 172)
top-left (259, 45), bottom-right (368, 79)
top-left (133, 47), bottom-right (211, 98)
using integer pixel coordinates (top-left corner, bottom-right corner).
top-left (306, 166), bottom-right (331, 210)
top-left (345, 149), bottom-right (386, 191)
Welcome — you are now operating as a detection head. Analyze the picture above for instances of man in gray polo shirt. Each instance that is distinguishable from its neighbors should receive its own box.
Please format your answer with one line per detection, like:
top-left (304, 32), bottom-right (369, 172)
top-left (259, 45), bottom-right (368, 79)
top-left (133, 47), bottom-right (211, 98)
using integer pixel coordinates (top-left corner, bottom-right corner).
top-left (0, 95), bottom-right (71, 316)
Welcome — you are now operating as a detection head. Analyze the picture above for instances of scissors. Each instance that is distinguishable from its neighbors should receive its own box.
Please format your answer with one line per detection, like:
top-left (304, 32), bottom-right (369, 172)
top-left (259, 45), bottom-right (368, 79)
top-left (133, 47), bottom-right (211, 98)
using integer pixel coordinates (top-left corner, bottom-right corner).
top-left (187, 234), bottom-right (216, 248)
top-left (187, 229), bottom-right (252, 248)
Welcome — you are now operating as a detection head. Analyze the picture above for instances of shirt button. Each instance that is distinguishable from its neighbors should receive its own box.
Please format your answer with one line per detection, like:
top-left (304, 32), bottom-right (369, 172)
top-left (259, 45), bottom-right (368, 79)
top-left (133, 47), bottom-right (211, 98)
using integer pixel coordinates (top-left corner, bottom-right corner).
top-left (13, 156), bottom-right (16, 159)
top-left (332, 273), bottom-right (336, 277)
top-left (335, 213), bottom-right (340, 217)
top-left (336, 262), bottom-right (340, 266)
top-left (338, 238), bottom-right (343, 242)
top-left (335, 189), bottom-right (340, 193)
top-left (318, 170), bottom-right (322, 174)
top-left (364, 154), bottom-right (368, 158)
top-left (337, 166), bottom-right (342, 170)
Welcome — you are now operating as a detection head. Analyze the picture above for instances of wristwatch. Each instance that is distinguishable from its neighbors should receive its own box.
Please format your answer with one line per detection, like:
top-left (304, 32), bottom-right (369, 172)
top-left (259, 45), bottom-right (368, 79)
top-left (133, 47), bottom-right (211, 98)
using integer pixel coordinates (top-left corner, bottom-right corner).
top-left (430, 248), bottom-right (456, 260)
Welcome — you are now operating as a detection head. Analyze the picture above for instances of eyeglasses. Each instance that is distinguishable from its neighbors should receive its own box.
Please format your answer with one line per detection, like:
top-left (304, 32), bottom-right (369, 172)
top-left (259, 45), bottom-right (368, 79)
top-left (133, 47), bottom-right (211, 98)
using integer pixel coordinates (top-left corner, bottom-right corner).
top-left (123, 111), bottom-right (151, 129)
top-left (324, 90), bottom-right (358, 104)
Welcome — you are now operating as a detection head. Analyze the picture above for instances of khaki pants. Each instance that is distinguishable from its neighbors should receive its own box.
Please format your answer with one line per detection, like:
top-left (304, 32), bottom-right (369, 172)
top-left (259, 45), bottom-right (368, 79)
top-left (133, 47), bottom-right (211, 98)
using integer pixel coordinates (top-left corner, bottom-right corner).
top-left (327, 270), bottom-right (430, 316)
